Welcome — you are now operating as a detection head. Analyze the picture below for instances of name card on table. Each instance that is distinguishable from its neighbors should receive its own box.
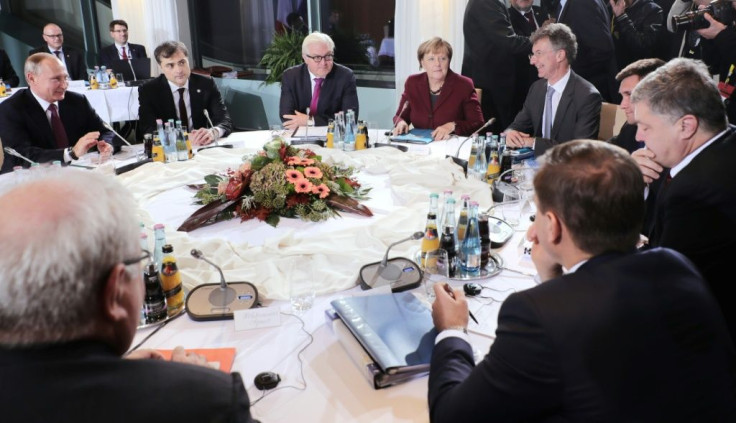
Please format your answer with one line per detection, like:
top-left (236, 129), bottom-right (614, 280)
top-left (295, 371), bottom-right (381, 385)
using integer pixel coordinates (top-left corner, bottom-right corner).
top-left (234, 306), bottom-right (281, 331)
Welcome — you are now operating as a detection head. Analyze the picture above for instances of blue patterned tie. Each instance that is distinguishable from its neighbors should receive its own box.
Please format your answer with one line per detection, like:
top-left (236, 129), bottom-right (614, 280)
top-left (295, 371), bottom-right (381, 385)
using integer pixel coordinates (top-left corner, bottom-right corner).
top-left (543, 86), bottom-right (555, 139)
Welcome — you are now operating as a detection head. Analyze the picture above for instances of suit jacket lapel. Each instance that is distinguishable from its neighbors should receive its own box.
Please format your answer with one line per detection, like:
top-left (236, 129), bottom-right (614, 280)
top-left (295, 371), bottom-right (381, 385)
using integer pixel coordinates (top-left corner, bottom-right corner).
top-left (552, 75), bottom-right (575, 140)
top-left (23, 90), bottom-right (56, 149)
top-left (534, 81), bottom-right (546, 136)
top-left (189, 76), bottom-right (206, 129)
top-left (158, 76), bottom-right (178, 121)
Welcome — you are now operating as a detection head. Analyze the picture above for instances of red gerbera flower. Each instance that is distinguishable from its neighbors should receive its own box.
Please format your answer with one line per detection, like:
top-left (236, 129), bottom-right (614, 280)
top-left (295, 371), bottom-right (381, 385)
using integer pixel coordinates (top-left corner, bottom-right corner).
top-left (285, 169), bottom-right (303, 183)
top-left (294, 178), bottom-right (314, 193)
top-left (303, 166), bottom-right (323, 178)
top-left (312, 183), bottom-right (330, 199)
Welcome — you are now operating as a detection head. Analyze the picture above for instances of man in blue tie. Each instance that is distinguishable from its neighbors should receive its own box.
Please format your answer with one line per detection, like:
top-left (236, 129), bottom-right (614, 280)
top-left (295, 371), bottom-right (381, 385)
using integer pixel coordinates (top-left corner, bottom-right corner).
top-left (279, 31), bottom-right (359, 130)
top-left (504, 23), bottom-right (601, 157)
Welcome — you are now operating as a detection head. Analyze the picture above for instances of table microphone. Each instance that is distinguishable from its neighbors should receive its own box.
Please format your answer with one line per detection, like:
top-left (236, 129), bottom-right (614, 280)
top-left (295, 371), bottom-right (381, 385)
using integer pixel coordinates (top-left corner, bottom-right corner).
top-left (453, 117), bottom-right (496, 158)
top-left (3, 147), bottom-right (38, 166)
top-left (102, 121), bottom-right (133, 146)
top-left (186, 249), bottom-right (259, 321)
top-left (199, 109), bottom-right (233, 150)
top-left (358, 231), bottom-right (424, 292)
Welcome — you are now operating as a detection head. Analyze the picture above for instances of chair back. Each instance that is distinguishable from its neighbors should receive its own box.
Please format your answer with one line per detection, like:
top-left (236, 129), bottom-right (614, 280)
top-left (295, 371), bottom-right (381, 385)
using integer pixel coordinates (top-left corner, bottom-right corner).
top-left (598, 102), bottom-right (626, 140)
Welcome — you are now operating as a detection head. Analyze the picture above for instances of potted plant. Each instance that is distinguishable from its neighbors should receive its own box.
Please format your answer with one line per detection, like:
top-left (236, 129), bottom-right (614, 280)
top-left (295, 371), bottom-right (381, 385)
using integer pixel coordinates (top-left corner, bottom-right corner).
top-left (259, 30), bottom-right (305, 85)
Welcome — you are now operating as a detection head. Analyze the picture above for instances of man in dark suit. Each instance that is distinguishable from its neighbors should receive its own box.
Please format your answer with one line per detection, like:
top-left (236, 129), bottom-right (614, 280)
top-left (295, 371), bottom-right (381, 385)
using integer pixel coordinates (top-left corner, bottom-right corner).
top-left (609, 0), bottom-right (664, 72)
top-left (99, 19), bottom-right (148, 75)
top-left (631, 58), bottom-right (736, 343)
top-left (0, 53), bottom-right (113, 174)
top-left (506, 24), bottom-right (602, 157)
top-left (462, 0), bottom-right (532, 133)
top-left (508, 0), bottom-right (546, 119)
top-left (29, 23), bottom-right (87, 81)
top-left (138, 41), bottom-right (232, 146)
top-left (608, 58), bottom-right (664, 153)
top-left (280, 31), bottom-right (358, 130)
top-left (0, 169), bottom-right (256, 423)
top-left (546, 0), bottom-right (618, 101)
top-left (429, 140), bottom-right (736, 422)
top-left (0, 48), bottom-right (20, 87)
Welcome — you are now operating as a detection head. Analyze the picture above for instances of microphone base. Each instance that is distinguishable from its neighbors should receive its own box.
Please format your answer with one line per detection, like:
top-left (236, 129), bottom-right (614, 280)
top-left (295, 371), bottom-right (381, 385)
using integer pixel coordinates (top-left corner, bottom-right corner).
top-left (198, 144), bottom-right (234, 151)
top-left (185, 281), bottom-right (259, 321)
top-left (358, 257), bottom-right (423, 293)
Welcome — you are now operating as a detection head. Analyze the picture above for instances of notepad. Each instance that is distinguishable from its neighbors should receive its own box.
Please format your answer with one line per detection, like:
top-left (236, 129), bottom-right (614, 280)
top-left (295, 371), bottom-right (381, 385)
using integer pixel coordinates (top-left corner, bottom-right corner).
top-left (389, 128), bottom-right (434, 144)
top-left (156, 348), bottom-right (236, 372)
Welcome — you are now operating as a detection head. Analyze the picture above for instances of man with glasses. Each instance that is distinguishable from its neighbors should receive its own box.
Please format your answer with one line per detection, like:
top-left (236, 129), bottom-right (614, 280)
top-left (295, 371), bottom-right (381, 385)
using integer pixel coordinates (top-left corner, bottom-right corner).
top-left (0, 53), bottom-right (113, 173)
top-left (505, 23), bottom-right (601, 157)
top-left (29, 23), bottom-right (87, 81)
top-left (99, 19), bottom-right (148, 71)
top-left (138, 41), bottom-right (232, 146)
top-left (280, 31), bottom-right (358, 130)
top-left (0, 169), bottom-right (256, 423)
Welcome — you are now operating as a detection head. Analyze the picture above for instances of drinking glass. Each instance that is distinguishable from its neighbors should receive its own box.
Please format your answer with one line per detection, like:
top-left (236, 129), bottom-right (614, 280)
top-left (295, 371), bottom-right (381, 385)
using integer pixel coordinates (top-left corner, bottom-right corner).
top-left (288, 258), bottom-right (315, 313)
top-left (423, 249), bottom-right (450, 301)
top-left (115, 73), bottom-right (125, 86)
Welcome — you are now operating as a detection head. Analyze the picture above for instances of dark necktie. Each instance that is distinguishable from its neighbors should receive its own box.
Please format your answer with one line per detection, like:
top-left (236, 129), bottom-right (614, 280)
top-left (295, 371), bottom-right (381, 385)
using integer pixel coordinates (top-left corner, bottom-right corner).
top-left (48, 104), bottom-right (69, 148)
top-left (309, 77), bottom-right (324, 116)
top-left (53, 50), bottom-right (62, 60)
top-left (121, 46), bottom-right (128, 60)
top-left (177, 87), bottom-right (189, 130)
top-left (524, 11), bottom-right (535, 30)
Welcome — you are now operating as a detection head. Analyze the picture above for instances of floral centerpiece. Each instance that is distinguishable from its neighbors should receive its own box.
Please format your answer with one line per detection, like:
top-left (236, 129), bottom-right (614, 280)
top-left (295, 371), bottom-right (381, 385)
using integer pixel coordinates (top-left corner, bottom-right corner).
top-left (178, 139), bottom-right (372, 232)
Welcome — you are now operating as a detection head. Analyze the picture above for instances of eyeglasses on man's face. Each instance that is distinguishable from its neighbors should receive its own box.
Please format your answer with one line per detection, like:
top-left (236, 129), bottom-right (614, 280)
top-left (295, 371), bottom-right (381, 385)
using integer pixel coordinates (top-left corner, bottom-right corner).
top-left (44, 33), bottom-right (64, 39)
top-left (528, 49), bottom-right (558, 60)
top-left (306, 54), bottom-right (334, 63)
top-left (123, 249), bottom-right (151, 269)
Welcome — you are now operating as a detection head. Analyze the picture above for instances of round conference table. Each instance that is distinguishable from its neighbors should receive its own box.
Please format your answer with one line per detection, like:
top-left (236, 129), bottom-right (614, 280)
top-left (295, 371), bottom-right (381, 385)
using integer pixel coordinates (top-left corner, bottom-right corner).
top-left (14, 130), bottom-right (538, 422)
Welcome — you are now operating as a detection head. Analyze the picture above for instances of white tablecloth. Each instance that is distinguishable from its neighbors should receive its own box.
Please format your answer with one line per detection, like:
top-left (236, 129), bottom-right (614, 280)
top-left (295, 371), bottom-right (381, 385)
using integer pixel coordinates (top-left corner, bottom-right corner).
top-left (119, 131), bottom-right (537, 422)
top-left (0, 86), bottom-right (138, 123)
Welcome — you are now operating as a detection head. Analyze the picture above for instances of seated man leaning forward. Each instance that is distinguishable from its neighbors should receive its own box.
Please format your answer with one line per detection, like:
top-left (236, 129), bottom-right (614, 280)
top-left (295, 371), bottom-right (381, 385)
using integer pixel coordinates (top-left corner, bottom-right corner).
top-left (429, 140), bottom-right (736, 422)
top-left (0, 169), bottom-right (255, 423)
top-left (280, 31), bottom-right (359, 130)
top-left (138, 41), bottom-right (232, 146)
top-left (0, 53), bottom-right (113, 174)
top-left (392, 37), bottom-right (484, 141)
top-left (504, 23), bottom-right (601, 157)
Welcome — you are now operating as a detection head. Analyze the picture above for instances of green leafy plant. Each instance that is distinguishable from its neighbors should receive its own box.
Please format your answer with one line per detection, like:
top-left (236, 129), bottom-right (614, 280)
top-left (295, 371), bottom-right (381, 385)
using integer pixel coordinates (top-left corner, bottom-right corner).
top-left (259, 31), bottom-right (306, 85)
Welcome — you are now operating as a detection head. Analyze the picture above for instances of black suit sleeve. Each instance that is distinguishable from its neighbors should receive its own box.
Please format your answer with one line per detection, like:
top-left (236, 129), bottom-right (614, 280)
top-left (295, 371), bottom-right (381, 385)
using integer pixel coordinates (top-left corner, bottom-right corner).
top-left (203, 76), bottom-right (233, 137)
top-left (429, 292), bottom-right (563, 423)
top-left (137, 81), bottom-right (159, 135)
top-left (612, 5), bottom-right (663, 60)
top-left (333, 69), bottom-right (359, 126)
top-left (0, 50), bottom-right (20, 87)
top-left (69, 51), bottom-right (88, 81)
top-left (465, 0), bottom-right (531, 60)
top-left (279, 67), bottom-right (301, 122)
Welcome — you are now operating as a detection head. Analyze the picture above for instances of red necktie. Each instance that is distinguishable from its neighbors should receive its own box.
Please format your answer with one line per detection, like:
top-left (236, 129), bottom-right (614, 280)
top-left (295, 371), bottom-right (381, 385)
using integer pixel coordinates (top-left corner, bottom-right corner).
top-left (309, 78), bottom-right (324, 116)
top-left (524, 11), bottom-right (536, 29)
top-left (48, 104), bottom-right (69, 148)
top-left (178, 88), bottom-right (189, 131)
top-left (121, 46), bottom-right (128, 60)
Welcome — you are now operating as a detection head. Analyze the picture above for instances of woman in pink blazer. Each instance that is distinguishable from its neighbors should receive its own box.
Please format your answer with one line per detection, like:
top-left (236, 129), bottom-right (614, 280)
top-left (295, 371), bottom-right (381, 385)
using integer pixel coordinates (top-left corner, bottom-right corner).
top-left (392, 37), bottom-right (484, 140)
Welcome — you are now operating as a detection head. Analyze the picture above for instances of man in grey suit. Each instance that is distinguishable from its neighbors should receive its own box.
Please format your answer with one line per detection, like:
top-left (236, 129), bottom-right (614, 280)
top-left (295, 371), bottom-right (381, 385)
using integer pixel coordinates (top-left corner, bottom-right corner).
top-left (505, 23), bottom-right (602, 157)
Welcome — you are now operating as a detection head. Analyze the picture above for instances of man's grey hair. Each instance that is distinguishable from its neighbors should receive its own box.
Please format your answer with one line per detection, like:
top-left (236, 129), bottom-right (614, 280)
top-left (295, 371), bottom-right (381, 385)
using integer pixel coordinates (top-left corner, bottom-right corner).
top-left (302, 31), bottom-right (335, 55)
top-left (530, 23), bottom-right (577, 64)
top-left (0, 169), bottom-right (140, 346)
top-left (631, 58), bottom-right (726, 133)
top-left (24, 52), bottom-right (63, 76)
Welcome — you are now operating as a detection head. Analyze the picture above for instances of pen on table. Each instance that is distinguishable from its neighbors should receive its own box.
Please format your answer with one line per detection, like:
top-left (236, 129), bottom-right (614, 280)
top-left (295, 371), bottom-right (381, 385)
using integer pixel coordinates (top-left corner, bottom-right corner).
top-left (443, 283), bottom-right (479, 325)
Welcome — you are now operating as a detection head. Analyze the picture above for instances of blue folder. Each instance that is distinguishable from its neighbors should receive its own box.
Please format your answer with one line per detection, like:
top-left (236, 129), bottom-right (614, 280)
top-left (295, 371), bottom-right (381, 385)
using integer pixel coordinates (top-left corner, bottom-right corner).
top-left (331, 292), bottom-right (437, 375)
top-left (389, 128), bottom-right (434, 144)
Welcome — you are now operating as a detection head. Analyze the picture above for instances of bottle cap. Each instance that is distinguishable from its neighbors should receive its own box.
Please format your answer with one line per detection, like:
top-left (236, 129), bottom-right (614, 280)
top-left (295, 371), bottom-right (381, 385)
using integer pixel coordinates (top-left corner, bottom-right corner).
top-left (153, 223), bottom-right (165, 230)
top-left (162, 244), bottom-right (173, 253)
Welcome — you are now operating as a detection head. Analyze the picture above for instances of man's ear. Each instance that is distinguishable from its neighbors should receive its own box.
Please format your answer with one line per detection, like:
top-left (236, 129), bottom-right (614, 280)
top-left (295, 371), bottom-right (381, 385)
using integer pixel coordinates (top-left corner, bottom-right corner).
top-left (679, 114), bottom-right (699, 140)
top-left (545, 210), bottom-right (563, 245)
top-left (100, 263), bottom-right (130, 323)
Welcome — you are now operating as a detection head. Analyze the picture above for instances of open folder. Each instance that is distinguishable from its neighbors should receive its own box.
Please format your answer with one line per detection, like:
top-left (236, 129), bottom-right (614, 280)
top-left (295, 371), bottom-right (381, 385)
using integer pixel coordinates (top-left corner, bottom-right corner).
top-left (389, 128), bottom-right (434, 144)
top-left (328, 292), bottom-right (437, 389)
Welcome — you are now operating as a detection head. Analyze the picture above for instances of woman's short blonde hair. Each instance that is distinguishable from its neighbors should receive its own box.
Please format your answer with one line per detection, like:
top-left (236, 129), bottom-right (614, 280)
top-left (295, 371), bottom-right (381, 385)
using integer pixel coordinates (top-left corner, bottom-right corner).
top-left (416, 37), bottom-right (452, 68)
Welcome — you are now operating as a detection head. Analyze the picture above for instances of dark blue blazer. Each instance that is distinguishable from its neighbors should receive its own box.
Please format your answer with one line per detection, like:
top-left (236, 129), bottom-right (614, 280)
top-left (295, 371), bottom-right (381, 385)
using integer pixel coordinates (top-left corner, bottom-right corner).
top-left (429, 249), bottom-right (736, 422)
top-left (0, 48), bottom-right (20, 87)
top-left (647, 126), bottom-right (736, 343)
top-left (0, 88), bottom-right (112, 173)
top-left (137, 73), bottom-right (232, 137)
top-left (99, 43), bottom-right (147, 68)
top-left (279, 63), bottom-right (359, 126)
top-left (29, 45), bottom-right (88, 81)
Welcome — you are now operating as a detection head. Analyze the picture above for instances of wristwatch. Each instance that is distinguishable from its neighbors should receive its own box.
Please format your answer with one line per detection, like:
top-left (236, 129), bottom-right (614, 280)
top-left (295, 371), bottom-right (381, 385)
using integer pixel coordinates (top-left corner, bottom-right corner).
top-left (67, 147), bottom-right (79, 161)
